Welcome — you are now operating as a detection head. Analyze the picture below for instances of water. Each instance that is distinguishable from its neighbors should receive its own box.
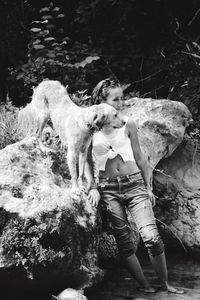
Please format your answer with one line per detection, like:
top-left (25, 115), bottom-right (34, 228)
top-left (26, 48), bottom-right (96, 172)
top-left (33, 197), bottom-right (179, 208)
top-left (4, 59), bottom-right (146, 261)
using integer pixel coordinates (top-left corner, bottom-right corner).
top-left (86, 253), bottom-right (200, 300)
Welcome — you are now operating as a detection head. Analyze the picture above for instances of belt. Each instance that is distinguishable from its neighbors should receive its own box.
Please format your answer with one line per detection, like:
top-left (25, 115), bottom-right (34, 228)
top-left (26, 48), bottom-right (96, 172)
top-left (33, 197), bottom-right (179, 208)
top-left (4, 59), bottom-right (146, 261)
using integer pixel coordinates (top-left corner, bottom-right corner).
top-left (99, 171), bottom-right (141, 183)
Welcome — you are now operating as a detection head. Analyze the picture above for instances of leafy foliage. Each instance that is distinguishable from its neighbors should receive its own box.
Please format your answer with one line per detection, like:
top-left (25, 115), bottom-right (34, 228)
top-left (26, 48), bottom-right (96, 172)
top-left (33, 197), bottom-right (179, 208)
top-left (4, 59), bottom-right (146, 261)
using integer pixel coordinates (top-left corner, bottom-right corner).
top-left (9, 2), bottom-right (100, 101)
top-left (0, 99), bottom-right (22, 149)
top-left (1, 0), bottom-right (200, 124)
top-left (1, 212), bottom-right (69, 279)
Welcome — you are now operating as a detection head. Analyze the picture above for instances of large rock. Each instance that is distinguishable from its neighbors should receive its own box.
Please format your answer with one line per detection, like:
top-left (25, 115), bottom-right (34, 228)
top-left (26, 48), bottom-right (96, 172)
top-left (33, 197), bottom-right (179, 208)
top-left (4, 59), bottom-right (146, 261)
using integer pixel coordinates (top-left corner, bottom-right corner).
top-left (0, 98), bottom-right (192, 289)
top-left (122, 98), bottom-right (192, 166)
top-left (0, 138), bottom-right (103, 289)
top-left (154, 135), bottom-right (200, 252)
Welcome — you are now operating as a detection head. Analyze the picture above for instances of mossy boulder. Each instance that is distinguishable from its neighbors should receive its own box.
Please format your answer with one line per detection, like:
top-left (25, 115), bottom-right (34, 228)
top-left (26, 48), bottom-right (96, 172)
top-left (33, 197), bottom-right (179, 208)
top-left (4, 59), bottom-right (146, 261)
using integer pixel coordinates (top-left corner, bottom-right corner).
top-left (0, 138), bottom-right (103, 288)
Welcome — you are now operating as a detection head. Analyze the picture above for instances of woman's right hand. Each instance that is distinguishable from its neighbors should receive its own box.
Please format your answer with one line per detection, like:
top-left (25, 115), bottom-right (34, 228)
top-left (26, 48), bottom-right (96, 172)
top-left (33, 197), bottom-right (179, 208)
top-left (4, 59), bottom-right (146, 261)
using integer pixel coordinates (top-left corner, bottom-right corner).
top-left (88, 188), bottom-right (101, 207)
top-left (147, 188), bottom-right (156, 207)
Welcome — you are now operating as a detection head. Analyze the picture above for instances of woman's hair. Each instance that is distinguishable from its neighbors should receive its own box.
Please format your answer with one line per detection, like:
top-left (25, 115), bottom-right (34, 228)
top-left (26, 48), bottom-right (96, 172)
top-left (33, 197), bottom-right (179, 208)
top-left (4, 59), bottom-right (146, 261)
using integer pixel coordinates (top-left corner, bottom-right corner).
top-left (91, 78), bottom-right (120, 104)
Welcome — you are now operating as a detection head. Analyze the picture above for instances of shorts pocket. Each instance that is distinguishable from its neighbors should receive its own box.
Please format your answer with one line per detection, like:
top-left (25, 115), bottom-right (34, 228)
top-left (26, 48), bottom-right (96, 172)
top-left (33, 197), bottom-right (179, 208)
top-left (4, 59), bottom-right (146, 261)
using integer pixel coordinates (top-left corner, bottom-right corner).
top-left (128, 173), bottom-right (144, 185)
top-left (98, 181), bottom-right (107, 190)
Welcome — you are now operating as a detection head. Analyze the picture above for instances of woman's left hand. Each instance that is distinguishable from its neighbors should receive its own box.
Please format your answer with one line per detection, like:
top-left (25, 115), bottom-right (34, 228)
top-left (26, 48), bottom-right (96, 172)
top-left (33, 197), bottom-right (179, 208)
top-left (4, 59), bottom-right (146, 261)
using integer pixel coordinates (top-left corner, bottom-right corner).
top-left (147, 188), bottom-right (156, 207)
top-left (87, 188), bottom-right (101, 207)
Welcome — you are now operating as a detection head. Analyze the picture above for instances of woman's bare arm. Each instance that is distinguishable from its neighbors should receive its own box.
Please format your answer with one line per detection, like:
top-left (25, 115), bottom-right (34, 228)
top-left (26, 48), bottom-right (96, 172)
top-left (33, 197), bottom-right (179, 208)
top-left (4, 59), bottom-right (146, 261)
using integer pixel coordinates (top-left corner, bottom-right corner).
top-left (85, 142), bottom-right (101, 207)
top-left (126, 118), bottom-right (155, 205)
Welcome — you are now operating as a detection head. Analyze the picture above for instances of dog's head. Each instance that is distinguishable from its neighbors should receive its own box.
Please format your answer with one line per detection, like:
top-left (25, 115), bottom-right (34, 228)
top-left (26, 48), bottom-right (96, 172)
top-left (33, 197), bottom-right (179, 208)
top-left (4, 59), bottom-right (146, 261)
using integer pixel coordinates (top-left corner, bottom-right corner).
top-left (89, 103), bottom-right (125, 131)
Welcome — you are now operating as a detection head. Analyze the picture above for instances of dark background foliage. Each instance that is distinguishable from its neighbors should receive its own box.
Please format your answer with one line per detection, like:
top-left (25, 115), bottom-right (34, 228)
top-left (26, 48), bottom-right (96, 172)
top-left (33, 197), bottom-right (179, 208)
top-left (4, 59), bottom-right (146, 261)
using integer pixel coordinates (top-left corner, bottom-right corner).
top-left (0, 0), bottom-right (200, 123)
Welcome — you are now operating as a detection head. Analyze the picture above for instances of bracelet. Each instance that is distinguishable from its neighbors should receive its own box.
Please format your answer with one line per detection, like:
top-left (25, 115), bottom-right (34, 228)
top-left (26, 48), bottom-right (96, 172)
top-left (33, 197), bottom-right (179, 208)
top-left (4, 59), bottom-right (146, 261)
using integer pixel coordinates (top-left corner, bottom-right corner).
top-left (89, 182), bottom-right (98, 190)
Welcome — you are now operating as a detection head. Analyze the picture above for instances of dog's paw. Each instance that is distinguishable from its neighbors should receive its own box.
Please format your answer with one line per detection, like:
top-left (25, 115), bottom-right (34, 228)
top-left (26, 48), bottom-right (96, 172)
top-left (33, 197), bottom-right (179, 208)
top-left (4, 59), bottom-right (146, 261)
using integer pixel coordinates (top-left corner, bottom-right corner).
top-left (39, 145), bottom-right (57, 157)
top-left (78, 181), bottom-right (88, 194)
top-left (71, 186), bottom-right (82, 200)
top-left (79, 186), bottom-right (88, 195)
top-left (40, 145), bottom-right (51, 154)
top-left (37, 139), bottom-right (56, 155)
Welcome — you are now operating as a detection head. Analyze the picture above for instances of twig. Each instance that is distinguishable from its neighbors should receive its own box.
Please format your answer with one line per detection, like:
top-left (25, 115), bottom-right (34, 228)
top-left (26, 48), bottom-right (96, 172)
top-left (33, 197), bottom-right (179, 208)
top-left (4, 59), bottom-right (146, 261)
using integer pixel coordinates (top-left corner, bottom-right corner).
top-left (188, 8), bottom-right (200, 26)
top-left (156, 219), bottom-right (188, 253)
top-left (173, 18), bottom-right (192, 42)
top-left (181, 51), bottom-right (200, 60)
top-left (154, 168), bottom-right (172, 178)
top-left (140, 84), bottom-right (166, 98)
top-left (148, 161), bottom-right (172, 178)
top-left (130, 70), bottom-right (162, 85)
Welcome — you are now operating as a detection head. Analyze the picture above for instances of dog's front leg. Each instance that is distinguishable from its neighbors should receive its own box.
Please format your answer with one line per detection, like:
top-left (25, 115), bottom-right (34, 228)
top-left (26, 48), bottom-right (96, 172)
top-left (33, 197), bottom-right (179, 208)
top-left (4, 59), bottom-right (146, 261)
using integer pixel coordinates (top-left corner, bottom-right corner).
top-left (78, 150), bottom-right (87, 192)
top-left (36, 115), bottom-right (53, 154)
top-left (67, 146), bottom-right (81, 199)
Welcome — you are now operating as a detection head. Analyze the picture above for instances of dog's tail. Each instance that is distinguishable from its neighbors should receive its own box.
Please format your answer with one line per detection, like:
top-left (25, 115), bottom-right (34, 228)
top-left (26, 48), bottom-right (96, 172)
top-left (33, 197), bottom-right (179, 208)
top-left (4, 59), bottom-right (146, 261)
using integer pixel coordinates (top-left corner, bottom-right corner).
top-left (18, 103), bottom-right (38, 137)
top-left (18, 82), bottom-right (52, 138)
top-left (18, 100), bottom-right (50, 139)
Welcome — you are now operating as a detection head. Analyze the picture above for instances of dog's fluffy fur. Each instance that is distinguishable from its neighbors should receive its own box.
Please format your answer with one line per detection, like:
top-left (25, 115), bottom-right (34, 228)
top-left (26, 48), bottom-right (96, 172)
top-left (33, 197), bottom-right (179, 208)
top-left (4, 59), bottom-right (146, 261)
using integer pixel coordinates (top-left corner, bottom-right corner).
top-left (18, 80), bottom-right (125, 195)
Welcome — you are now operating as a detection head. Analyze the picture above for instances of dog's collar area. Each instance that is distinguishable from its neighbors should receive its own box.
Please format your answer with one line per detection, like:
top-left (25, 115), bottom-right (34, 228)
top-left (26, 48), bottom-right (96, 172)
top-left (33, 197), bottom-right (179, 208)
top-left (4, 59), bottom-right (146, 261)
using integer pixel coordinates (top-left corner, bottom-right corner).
top-left (87, 123), bottom-right (97, 132)
top-left (78, 117), bottom-right (91, 132)
top-left (89, 122), bottom-right (105, 131)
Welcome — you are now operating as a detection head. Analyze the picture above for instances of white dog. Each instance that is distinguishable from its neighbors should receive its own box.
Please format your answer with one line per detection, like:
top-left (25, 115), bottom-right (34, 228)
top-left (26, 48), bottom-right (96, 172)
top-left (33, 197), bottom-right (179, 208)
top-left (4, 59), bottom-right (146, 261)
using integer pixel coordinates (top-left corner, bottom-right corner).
top-left (18, 80), bottom-right (125, 197)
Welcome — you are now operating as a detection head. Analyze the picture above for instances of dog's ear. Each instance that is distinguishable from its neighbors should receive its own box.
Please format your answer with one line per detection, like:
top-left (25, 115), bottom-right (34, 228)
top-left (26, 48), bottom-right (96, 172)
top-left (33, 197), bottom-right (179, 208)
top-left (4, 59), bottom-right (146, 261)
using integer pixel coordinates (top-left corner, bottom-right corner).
top-left (93, 112), bottom-right (107, 129)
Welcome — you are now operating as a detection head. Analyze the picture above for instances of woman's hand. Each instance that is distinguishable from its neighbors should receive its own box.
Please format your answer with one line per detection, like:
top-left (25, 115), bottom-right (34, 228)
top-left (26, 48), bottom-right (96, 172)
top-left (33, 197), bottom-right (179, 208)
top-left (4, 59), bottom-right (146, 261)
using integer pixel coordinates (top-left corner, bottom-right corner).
top-left (88, 188), bottom-right (101, 207)
top-left (147, 188), bottom-right (156, 207)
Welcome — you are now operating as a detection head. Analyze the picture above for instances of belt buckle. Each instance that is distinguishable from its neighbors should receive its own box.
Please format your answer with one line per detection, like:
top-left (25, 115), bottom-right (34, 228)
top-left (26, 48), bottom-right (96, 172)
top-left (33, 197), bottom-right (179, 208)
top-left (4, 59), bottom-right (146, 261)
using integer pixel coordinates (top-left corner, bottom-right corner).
top-left (116, 176), bottom-right (121, 183)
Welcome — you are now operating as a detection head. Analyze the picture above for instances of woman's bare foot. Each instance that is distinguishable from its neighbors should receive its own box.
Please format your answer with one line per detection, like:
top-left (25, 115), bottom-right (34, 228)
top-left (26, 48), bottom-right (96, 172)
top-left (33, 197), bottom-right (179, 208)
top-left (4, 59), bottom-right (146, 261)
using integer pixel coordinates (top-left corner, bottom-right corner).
top-left (161, 283), bottom-right (185, 294)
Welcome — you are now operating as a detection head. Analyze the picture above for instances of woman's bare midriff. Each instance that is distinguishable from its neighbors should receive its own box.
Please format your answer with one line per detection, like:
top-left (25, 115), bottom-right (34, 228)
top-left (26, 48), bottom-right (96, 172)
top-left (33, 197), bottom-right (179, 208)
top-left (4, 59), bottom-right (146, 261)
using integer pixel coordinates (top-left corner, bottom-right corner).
top-left (99, 154), bottom-right (140, 178)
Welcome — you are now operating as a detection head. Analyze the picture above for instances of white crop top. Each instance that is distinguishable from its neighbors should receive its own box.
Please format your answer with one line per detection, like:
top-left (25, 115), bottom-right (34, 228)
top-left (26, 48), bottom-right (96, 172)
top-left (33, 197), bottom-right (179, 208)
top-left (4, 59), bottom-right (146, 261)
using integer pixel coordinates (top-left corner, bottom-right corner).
top-left (92, 117), bottom-right (135, 171)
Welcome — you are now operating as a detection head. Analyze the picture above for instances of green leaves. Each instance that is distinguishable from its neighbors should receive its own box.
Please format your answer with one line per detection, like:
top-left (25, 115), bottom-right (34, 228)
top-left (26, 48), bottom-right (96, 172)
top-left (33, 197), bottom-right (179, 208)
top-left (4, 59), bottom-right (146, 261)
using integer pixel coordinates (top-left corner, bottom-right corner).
top-left (57, 14), bottom-right (64, 18)
top-left (9, 1), bottom-right (102, 98)
top-left (32, 44), bottom-right (45, 50)
top-left (44, 37), bottom-right (55, 42)
top-left (41, 15), bottom-right (53, 20)
top-left (73, 56), bottom-right (100, 68)
top-left (30, 28), bottom-right (41, 33)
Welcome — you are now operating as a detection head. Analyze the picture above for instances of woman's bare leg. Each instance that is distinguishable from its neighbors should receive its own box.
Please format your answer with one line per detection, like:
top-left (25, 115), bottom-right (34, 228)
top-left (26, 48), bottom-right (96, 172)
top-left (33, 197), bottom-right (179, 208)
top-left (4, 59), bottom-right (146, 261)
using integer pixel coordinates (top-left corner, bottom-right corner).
top-left (123, 253), bottom-right (156, 292)
top-left (149, 252), bottom-right (184, 294)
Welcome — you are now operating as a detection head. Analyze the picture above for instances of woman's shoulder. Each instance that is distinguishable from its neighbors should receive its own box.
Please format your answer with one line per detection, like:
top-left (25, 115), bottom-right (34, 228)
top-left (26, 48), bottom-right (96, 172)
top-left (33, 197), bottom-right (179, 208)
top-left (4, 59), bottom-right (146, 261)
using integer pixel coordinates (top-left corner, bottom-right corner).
top-left (124, 116), bottom-right (139, 138)
top-left (125, 116), bottom-right (137, 129)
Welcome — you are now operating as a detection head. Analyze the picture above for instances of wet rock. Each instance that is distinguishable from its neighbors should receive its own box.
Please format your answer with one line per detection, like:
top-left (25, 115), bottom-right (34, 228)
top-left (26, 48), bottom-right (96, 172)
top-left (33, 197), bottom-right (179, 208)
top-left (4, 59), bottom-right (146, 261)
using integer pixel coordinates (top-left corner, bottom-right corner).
top-left (154, 135), bottom-right (200, 252)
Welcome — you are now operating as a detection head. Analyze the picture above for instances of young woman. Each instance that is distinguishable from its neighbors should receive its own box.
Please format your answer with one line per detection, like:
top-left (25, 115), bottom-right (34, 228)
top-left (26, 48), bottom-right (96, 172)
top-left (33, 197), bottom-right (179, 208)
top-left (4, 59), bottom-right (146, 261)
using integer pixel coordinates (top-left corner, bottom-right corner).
top-left (86, 78), bottom-right (184, 294)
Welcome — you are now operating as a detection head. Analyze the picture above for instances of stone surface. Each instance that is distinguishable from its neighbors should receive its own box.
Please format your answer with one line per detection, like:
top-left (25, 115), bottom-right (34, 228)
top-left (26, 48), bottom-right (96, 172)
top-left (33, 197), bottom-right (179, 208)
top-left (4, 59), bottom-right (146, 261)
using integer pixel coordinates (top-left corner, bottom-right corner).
top-left (154, 135), bottom-right (200, 251)
top-left (122, 98), bottom-right (192, 167)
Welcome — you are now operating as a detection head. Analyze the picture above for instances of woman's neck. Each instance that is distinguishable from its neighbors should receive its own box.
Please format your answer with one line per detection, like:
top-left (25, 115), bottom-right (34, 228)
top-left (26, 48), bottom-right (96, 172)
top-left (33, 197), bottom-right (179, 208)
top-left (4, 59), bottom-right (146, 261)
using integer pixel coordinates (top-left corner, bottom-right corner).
top-left (101, 125), bottom-right (117, 135)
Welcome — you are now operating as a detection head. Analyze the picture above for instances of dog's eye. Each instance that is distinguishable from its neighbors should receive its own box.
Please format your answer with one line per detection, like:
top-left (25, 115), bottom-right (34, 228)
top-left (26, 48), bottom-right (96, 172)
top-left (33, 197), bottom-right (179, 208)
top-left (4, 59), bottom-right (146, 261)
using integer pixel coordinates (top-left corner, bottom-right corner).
top-left (93, 114), bottom-right (98, 121)
top-left (113, 97), bottom-right (121, 102)
top-left (114, 113), bottom-right (118, 117)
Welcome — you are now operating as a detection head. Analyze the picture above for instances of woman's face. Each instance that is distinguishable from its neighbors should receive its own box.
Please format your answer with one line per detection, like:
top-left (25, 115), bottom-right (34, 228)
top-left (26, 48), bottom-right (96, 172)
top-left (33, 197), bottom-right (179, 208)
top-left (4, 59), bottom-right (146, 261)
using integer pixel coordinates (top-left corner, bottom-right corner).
top-left (105, 87), bottom-right (123, 110)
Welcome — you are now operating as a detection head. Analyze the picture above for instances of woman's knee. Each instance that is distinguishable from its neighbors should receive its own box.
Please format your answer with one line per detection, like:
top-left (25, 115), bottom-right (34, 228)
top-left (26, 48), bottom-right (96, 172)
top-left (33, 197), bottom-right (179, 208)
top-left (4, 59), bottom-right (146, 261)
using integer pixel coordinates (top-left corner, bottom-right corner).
top-left (113, 224), bottom-right (137, 258)
top-left (140, 225), bottom-right (165, 256)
